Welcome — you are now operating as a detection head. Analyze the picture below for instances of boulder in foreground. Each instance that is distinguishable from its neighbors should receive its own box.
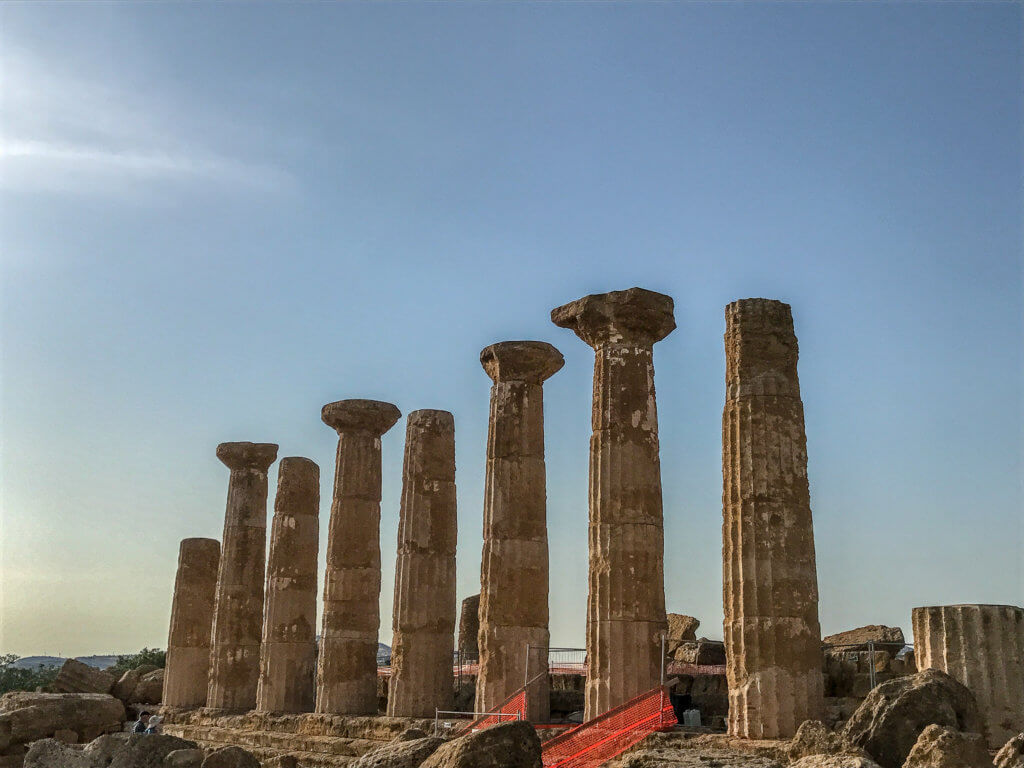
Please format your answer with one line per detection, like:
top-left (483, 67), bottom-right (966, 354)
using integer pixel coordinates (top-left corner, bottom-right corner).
top-left (50, 659), bottom-right (117, 695)
top-left (840, 669), bottom-right (984, 768)
top-left (351, 735), bottom-right (443, 768)
top-left (996, 733), bottom-right (1024, 768)
top-left (901, 724), bottom-right (989, 768)
top-left (420, 721), bottom-right (541, 768)
top-left (0, 691), bottom-right (125, 747)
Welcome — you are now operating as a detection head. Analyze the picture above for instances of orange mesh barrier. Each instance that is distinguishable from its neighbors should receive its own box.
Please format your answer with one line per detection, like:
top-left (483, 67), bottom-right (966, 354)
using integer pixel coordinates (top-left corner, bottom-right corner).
top-left (463, 689), bottom-right (527, 732)
top-left (541, 686), bottom-right (676, 768)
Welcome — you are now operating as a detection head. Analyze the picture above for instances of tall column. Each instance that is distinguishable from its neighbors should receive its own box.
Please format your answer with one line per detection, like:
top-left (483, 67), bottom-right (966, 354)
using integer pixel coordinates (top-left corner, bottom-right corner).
top-left (207, 441), bottom-right (278, 711)
top-left (475, 341), bottom-right (563, 722)
top-left (256, 457), bottom-right (320, 713)
top-left (163, 538), bottom-right (220, 708)
top-left (552, 289), bottom-right (674, 719)
top-left (316, 399), bottom-right (401, 715)
top-left (387, 410), bottom-right (458, 718)
top-left (913, 604), bottom-right (1024, 749)
top-left (721, 299), bottom-right (824, 739)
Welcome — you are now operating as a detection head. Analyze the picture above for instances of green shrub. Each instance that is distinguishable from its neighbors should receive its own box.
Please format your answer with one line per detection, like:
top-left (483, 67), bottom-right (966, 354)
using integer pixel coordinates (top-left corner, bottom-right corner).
top-left (0, 654), bottom-right (60, 694)
top-left (107, 648), bottom-right (166, 677)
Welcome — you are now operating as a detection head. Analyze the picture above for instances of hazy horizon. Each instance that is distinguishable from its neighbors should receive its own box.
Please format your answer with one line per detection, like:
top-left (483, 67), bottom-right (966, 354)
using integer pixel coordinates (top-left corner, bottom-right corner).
top-left (2, 1), bottom-right (1021, 658)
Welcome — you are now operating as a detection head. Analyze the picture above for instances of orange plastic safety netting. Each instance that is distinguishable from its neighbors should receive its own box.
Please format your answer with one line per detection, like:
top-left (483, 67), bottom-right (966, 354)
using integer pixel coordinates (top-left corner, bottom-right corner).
top-left (540, 686), bottom-right (676, 768)
top-left (462, 689), bottom-right (527, 732)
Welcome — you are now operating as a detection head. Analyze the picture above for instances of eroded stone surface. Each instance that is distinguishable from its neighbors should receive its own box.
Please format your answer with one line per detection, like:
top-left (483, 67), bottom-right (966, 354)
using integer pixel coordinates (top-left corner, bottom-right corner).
top-left (419, 720), bottom-right (541, 768)
top-left (841, 668), bottom-right (983, 768)
top-left (901, 724), bottom-right (989, 768)
top-left (317, 400), bottom-right (401, 715)
top-left (552, 288), bottom-right (673, 719)
top-left (458, 595), bottom-right (480, 659)
top-left (387, 410), bottom-right (458, 718)
top-left (50, 659), bottom-right (116, 696)
top-left (995, 733), bottom-right (1024, 768)
top-left (208, 441), bottom-right (278, 711)
top-left (257, 457), bottom-right (320, 714)
top-left (721, 299), bottom-right (824, 738)
top-left (164, 538), bottom-right (220, 708)
top-left (912, 603), bottom-right (1024, 749)
top-left (476, 341), bottom-right (562, 722)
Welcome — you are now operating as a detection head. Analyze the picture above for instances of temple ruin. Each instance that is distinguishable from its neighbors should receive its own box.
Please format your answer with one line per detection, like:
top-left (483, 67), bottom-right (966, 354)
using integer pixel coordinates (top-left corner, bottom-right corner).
top-left (721, 299), bottom-right (824, 738)
top-left (163, 537), bottom-right (220, 708)
top-left (316, 399), bottom-right (401, 715)
top-left (475, 341), bottom-right (563, 723)
top-left (257, 456), bottom-right (320, 714)
top-left (387, 409), bottom-right (458, 718)
top-left (207, 441), bottom-right (279, 711)
top-left (154, 289), bottom-right (1020, 766)
top-left (913, 604), bottom-right (1024, 749)
top-left (551, 288), bottom-right (675, 719)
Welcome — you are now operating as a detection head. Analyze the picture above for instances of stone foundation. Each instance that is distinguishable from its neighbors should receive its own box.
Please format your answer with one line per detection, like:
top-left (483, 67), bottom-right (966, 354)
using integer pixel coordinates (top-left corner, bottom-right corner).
top-left (160, 708), bottom-right (433, 767)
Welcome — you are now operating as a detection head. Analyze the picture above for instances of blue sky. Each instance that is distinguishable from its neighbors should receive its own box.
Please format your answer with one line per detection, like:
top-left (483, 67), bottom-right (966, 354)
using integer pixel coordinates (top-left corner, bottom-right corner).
top-left (1, 2), bottom-right (1021, 657)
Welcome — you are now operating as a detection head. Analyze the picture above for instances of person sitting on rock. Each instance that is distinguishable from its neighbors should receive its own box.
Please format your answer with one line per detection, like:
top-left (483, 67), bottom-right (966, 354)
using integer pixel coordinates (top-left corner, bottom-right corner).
top-left (132, 711), bottom-right (151, 733)
top-left (145, 715), bottom-right (162, 734)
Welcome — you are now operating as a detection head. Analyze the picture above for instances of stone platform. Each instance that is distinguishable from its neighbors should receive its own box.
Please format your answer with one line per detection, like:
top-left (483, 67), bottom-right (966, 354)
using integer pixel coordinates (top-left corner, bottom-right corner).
top-left (160, 707), bottom-right (433, 767)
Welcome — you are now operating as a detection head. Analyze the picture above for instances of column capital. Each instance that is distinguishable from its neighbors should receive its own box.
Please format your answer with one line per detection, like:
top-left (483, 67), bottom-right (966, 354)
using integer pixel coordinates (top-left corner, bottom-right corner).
top-left (216, 442), bottom-right (279, 472)
top-left (551, 287), bottom-right (675, 348)
top-left (322, 399), bottom-right (401, 436)
top-left (480, 341), bottom-right (564, 384)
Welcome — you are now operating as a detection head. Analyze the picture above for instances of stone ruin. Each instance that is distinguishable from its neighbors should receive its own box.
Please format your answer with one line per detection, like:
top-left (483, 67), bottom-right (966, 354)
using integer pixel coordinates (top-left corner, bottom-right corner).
top-left (138, 287), bottom-right (1022, 766)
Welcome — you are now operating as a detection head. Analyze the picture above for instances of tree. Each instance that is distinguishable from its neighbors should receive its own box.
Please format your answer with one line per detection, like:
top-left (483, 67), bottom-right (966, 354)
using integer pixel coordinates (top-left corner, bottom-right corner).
top-left (107, 648), bottom-right (166, 677)
top-left (0, 654), bottom-right (60, 694)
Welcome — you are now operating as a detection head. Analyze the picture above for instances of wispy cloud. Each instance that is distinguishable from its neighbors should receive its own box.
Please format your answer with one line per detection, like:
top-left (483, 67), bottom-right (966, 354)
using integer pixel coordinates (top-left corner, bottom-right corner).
top-left (0, 49), bottom-right (294, 198)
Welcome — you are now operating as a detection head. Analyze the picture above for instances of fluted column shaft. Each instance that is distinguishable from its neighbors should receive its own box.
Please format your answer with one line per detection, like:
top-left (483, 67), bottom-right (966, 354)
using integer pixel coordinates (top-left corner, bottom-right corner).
top-left (317, 399), bottom-right (401, 715)
top-left (475, 341), bottom-right (563, 722)
top-left (257, 457), bottom-right (320, 713)
top-left (164, 538), bottom-right (220, 708)
top-left (722, 299), bottom-right (823, 739)
top-left (208, 442), bottom-right (279, 711)
top-left (387, 410), bottom-right (458, 718)
top-left (552, 288), bottom-right (674, 720)
top-left (913, 604), bottom-right (1024, 749)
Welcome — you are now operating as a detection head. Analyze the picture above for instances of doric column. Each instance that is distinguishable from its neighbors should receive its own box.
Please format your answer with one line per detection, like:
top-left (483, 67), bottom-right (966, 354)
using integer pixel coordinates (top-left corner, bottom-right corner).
top-left (316, 399), bottom-right (401, 715)
top-left (207, 441), bottom-right (279, 711)
top-left (163, 538), bottom-right (220, 708)
top-left (458, 594), bottom-right (480, 659)
top-left (475, 341), bottom-right (563, 723)
top-left (913, 604), bottom-right (1024, 749)
top-left (721, 299), bottom-right (824, 738)
top-left (387, 410), bottom-right (458, 718)
top-left (256, 457), bottom-right (320, 713)
top-left (553, 287), bottom-right (675, 720)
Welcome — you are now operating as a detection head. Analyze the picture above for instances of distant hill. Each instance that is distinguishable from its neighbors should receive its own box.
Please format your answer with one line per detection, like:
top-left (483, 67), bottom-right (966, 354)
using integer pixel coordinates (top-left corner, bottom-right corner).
top-left (11, 647), bottom-right (393, 670)
top-left (11, 655), bottom-right (119, 670)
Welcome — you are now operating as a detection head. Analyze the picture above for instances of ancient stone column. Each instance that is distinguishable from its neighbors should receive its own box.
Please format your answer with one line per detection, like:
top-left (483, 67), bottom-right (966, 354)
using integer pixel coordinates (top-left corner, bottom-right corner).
top-left (387, 410), bottom-right (458, 718)
top-left (256, 457), bottom-right (320, 713)
top-left (458, 594), bottom-right (481, 659)
top-left (163, 538), bottom-right (220, 708)
top-left (913, 604), bottom-right (1024, 749)
top-left (554, 287), bottom-right (676, 719)
top-left (207, 441), bottom-right (279, 711)
top-left (721, 298), bottom-right (824, 739)
top-left (475, 341), bottom-right (563, 723)
top-left (316, 399), bottom-right (401, 715)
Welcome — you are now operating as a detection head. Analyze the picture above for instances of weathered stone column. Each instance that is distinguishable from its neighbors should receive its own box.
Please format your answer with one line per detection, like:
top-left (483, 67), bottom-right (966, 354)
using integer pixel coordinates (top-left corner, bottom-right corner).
top-left (387, 410), bottom-right (458, 718)
top-left (316, 399), bottom-right (401, 715)
top-left (553, 288), bottom-right (675, 719)
top-left (721, 299), bottom-right (824, 738)
top-left (913, 604), bottom-right (1024, 748)
top-left (207, 441), bottom-right (279, 711)
top-left (475, 341), bottom-right (563, 723)
top-left (458, 594), bottom-right (481, 659)
top-left (163, 538), bottom-right (220, 708)
top-left (256, 457), bottom-right (320, 713)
